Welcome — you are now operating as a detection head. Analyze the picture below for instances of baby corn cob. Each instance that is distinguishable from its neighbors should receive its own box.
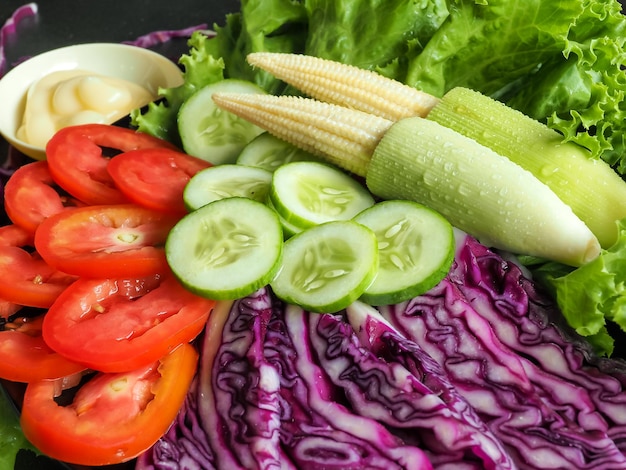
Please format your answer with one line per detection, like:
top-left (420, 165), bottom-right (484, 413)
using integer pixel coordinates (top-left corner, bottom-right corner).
top-left (211, 93), bottom-right (393, 177)
top-left (248, 52), bottom-right (626, 249)
top-left (212, 92), bottom-right (600, 266)
top-left (247, 52), bottom-right (440, 121)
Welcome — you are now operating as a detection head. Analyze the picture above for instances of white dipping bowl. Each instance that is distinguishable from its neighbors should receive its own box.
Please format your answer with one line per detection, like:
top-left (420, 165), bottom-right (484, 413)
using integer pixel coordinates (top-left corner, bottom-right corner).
top-left (0, 43), bottom-right (184, 160)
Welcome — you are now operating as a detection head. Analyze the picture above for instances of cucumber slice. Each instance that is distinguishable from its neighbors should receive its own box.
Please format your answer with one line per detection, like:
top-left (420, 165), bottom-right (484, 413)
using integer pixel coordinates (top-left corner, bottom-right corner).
top-left (266, 197), bottom-right (304, 239)
top-left (237, 132), bottom-right (320, 171)
top-left (270, 161), bottom-right (375, 229)
top-left (353, 200), bottom-right (454, 306)
top-left (178, 79), bottom-right (266, 165)
top-left (166, 197), bottom-right (283, 300)
top-left (270, 220), bottom-right (378, 313)
top-left (183, 164), bottom-right (273, 211)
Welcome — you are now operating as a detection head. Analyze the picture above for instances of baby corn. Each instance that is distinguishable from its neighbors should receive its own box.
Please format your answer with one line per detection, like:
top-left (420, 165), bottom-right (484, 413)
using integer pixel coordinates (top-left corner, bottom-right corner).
top-left (247, 52), bottom-right (440, 121)
top-left (212, 93), bottom-right (393, 177)
top-left (213, 91), bottom-right (600, 267)
top-left (248, 52), bottom-right (626, 249)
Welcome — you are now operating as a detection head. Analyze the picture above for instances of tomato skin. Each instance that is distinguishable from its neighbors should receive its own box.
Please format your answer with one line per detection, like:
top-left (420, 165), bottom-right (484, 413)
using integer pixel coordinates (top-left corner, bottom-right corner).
top-left (3, 161), bottom-right (85, 234)
top-left (0, 223), bottom-right (33, 247)
top-left (108, 147), bottom-right (211, 215)
top-left (34, 204), bottom-right (179, 278)
top-left (20, 343), bottom-right (198, 466)
top-left (45, 123), bottom-right (179, 205)
top-left (0, 315), bottom-right (86, 382)
top-left (0, 224), bottom-right (72, 310)
top-left (0, 247), bottom-right (77, 308)
top-left (42, 274), bottom-right (214, 372)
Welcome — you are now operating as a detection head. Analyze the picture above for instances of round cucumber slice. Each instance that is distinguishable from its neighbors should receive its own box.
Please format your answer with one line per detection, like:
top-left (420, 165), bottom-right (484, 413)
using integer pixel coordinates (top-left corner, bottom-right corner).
top-left (269, 161), bottom-right (375, 229)
top-left (166, 197), bottom-right (283, 300)
top-left (178, 79), bottom-right (266, 165)
top-left (270, 220), bottom-right (378, 313)
top-left (237, 132), bottom-right (321, 171)
top-left (353, 200), bottom-right (454, 305)
top-left (183, 164), bottom-right (273, 211)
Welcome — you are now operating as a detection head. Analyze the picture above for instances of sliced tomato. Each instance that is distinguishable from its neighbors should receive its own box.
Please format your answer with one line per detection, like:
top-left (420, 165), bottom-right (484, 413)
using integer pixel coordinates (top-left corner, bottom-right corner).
top-left (34, 204), bottom-right (179, 278)
top-left (0, 314), bottom-right (85, 382)
top-left (20, 343), bottom-right (197, 466)
top-left (42, 274), bottom-right (214, 372)
top-left (3, 161), bottom-right (85, 234)
top-left (0, 223), bottom-right (33, 247)
top-left (45, 123), bottom-right (179, 205)
top-left (0, 246), bottom-right (77, 308)
top-left (0, 224), bottom-right (68, 310)
top-left (108, 147), bottom-right (211, 214)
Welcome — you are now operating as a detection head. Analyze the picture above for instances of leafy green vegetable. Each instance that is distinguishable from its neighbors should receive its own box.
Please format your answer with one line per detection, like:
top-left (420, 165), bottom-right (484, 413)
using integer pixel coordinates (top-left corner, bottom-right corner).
top-left (531, 219), bottom-right (626, 356)
top-left (203, 0), bottom-right (308, 93)
top-left (135, 0), bottom-right (625, 171)
top-left (303, 0), bottom-right (449, 71)
top-left (0, 386), bottom-right (38, 469)
top-left (131, 32), bottom-right (226, 146)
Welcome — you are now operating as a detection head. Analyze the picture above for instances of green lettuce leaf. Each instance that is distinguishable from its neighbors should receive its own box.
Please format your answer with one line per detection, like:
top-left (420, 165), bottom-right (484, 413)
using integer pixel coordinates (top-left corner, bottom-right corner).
top-left (303, 0), bottom-right (449, 71)
top-left (0, 386), bottom-right (39, 469)
top-left (398, 0), bottom-right (626, 167)
top-left (131, 32), bottom-right (226, 145)
top-left (533, 219), bottom-right (626, 356)
top-left (203, 0), bottom-right (308, 94)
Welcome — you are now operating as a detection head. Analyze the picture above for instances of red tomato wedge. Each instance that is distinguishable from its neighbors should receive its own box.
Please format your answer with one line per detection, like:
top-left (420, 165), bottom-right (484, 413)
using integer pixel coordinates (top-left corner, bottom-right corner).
top-left (0, 246), bottom-right (77, 308)
top-left (34, 204), bottom-right (178, 278)
top-left (0, 315), bottom-right (85, 382)
top-left (3, 160), bottom-right (85, 234)
top-left (21, 343), bottom-right (197, 466)
top-left (42, 274), bottom-right (214, 372)
top-left (108, 147), bottom-right (211, 214)
top-left (45, 123), bottom-right (179, 205)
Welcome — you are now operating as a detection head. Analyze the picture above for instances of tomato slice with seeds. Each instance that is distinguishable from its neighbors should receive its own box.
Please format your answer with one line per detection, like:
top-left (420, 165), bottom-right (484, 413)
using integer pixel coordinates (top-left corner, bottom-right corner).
top-left (21, 343), bottom-right (197, 466)
top-left (3, 161), bottom-right (85, 234)
top-left (45, 123), bottom-right (179, 205)
top-left (0, 224), bottom-right (68, 310)
top-left (0, 314), bottom-right (85, 382)
top-left (42, 274), bottom-right (214, 372)
top-left (108, 147), bottom-right (211, 215)
top-left (34, 204), bottom-right (178, 278)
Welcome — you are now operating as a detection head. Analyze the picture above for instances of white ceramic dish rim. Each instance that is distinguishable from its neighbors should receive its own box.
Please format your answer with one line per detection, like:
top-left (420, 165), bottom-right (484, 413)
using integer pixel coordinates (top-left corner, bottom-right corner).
top-left (0, 42), bottom-right (184, 160)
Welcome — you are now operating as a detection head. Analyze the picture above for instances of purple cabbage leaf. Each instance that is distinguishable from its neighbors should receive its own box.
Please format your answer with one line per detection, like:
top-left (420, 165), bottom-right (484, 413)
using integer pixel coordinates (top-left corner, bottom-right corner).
top-left (379, 234), bottom-right (626, 469)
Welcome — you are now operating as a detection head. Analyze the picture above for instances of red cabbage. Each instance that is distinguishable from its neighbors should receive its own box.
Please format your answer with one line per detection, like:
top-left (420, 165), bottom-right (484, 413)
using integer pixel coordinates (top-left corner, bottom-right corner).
top-left (272, 304), bottom-right (432, 469)
top-left (0, 3), bottom-right (37, 78)
top-left (334, 301), bottom-right (514, 469)
top-left (122, 25), bottom-right (213, 49)
top-left (380, 234), bottom-right (626, 469)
